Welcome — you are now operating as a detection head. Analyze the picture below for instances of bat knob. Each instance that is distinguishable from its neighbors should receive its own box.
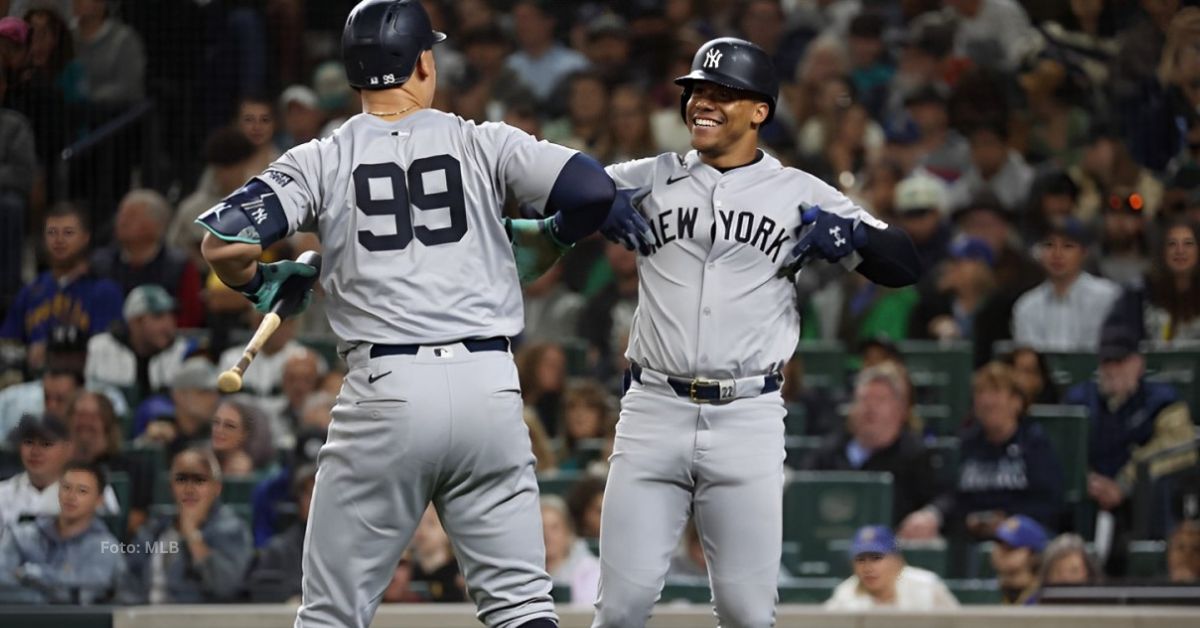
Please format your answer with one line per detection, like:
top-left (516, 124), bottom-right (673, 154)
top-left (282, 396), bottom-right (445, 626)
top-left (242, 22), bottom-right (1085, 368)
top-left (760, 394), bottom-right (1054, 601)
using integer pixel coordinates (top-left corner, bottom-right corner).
top-left (217, 370), bottom-right (243, 393)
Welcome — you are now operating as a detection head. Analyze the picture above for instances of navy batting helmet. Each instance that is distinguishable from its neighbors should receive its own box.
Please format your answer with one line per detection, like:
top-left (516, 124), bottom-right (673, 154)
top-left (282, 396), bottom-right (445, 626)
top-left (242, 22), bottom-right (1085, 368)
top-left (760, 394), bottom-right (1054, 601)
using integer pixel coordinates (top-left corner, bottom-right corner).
top-left (675, 38), bottom-right (778, 124)
top-left (342, 0), bottom-right (446, 90)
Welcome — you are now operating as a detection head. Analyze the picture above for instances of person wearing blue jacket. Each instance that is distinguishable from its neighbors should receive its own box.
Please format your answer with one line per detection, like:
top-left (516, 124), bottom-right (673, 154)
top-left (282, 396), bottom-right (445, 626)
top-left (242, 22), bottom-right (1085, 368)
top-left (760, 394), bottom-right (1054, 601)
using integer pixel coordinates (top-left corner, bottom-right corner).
top-left (0, 462), bottom-right (125, 604)
top-left (0, 204), bottom-right (123, 372)
top-left (1063, 326), bottom-right (1196, 537)
top-left (941, 362), bottom-right (1065, 537)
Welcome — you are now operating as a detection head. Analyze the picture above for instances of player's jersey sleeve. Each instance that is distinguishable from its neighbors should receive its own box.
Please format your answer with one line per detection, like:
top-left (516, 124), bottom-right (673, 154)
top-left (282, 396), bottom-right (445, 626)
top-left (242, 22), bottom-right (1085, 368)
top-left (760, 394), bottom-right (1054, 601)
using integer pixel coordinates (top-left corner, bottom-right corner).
top-left (605, 157), bottom-right (658, 190)
top-left (254, 139), bottom-right (326, 235)
top-left (472, 122), bottom-right (577, 215)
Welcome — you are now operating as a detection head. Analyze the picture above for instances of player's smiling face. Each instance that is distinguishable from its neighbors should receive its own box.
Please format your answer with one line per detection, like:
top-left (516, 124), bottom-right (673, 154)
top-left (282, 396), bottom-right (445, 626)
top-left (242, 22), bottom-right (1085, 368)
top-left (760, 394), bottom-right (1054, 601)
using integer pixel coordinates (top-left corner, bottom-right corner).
top-left (685, 82), bottom-right (769, 157)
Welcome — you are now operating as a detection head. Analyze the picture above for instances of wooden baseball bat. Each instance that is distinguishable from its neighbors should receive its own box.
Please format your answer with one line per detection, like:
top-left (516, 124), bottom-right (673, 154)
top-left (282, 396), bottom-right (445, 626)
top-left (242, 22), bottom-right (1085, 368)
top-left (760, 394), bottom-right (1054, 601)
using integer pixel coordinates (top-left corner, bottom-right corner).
top-left (218, 251), bottom-right (322, 393)
top-left (217, 312), bottom-right (282, 393)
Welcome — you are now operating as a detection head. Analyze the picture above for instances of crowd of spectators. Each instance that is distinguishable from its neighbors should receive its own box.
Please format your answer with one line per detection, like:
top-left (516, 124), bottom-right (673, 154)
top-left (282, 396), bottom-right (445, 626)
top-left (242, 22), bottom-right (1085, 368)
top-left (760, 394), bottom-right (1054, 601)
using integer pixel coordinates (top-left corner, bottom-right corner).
top-left (0, 0), bottom-right (1198, 609)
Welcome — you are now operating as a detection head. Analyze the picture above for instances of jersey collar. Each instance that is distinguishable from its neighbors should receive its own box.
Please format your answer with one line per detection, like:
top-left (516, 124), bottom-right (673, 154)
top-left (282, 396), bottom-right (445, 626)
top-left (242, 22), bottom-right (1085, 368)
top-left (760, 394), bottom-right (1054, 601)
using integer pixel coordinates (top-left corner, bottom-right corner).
top-left (684, 148), bottom-right (781, 177)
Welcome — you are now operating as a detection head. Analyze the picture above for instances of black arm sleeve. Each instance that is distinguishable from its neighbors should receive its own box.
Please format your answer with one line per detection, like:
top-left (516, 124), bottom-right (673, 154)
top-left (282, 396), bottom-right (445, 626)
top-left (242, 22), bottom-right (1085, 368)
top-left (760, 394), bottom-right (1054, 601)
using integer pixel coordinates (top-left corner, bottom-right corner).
top-left (855, 224), bottom-right (922, 288)
top-left (545, 153), bottom-right (615, 244)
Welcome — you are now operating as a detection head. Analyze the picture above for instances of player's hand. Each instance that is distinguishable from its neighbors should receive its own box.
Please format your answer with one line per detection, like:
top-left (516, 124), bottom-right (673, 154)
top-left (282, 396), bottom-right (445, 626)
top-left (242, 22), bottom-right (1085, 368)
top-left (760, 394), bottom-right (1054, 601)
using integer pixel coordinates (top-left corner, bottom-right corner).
top-left (601, 188), bottom-right (656, 255)
top-left (777, 203), bottom-right (867, 279)
top-left (505, 217), bottom-right (572, 285)
top-left (241, 260), bottom-right (317, 314)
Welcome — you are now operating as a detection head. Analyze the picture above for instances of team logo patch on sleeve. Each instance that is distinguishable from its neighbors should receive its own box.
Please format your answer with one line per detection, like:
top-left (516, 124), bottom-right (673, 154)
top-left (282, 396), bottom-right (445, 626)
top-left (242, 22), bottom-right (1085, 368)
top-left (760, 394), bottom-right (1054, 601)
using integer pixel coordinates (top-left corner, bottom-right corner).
top-left (264, 169), bottom-right (294, 187)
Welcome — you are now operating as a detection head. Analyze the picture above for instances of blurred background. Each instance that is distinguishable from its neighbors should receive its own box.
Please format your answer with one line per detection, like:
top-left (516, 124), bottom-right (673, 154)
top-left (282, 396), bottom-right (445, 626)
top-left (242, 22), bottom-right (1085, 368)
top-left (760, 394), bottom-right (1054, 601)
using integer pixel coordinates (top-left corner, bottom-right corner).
top-left (0, 0), bottom-right (1199, 617)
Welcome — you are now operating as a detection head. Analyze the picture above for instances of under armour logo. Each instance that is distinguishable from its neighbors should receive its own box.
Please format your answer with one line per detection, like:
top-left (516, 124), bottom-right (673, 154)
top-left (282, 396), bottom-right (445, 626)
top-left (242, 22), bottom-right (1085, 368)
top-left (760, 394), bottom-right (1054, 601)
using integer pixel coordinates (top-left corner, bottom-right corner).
top-left (830, 225), bottom-right (846, 248)
top-left (704, 49), bottom-right (723, 69)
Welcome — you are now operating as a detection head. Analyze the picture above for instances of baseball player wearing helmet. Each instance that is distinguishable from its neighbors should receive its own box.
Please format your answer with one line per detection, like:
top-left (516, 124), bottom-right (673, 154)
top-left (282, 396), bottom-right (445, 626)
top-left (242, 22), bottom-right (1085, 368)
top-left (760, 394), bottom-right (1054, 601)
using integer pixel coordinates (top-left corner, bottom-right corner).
top-left (196, 1), bottom-right (614, 627)
top-left (594, 38), bottom-right (922, 626)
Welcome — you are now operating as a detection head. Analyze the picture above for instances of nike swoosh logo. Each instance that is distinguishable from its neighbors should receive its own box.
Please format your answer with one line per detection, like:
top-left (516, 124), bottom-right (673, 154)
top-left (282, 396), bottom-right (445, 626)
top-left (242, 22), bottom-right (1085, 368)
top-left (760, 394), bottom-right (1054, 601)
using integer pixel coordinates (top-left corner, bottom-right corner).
top-left (367, 371), bottom-right (392, 384)
top-left (666, 174), bottom-right (691, 185)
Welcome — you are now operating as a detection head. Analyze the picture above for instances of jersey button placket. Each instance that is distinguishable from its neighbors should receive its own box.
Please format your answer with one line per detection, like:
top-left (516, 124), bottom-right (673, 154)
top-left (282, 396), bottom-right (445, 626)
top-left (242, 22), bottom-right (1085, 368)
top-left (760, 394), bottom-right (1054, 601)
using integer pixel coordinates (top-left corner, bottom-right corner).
top-left (694, 184), bottom-right (722, 375)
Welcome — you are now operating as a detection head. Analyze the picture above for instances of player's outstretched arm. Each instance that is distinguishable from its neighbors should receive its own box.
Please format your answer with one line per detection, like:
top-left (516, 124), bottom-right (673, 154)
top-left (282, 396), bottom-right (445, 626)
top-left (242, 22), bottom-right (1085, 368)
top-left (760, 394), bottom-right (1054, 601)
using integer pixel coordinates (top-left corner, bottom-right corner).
top-left (544, 152), bottom-right (616, 243)
top-left (506, 153), bottom-right (615, 283)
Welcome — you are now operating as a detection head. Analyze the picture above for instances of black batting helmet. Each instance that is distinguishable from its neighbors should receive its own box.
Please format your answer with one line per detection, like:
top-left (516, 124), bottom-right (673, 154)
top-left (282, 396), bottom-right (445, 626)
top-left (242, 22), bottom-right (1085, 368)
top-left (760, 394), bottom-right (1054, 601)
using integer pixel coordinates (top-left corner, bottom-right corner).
top-left (342, 0), bottom-right (446, 90)
top-left (675, 37), bottom-right (778, 124)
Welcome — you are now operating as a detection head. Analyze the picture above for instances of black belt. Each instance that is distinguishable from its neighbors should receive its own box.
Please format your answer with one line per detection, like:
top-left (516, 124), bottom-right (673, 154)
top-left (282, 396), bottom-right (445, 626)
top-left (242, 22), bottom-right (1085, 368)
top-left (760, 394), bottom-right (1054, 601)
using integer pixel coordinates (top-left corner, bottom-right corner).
top-left (369, 337), bottom-right (510, 358)
top-left (629, 362), bottom-right (782, 403)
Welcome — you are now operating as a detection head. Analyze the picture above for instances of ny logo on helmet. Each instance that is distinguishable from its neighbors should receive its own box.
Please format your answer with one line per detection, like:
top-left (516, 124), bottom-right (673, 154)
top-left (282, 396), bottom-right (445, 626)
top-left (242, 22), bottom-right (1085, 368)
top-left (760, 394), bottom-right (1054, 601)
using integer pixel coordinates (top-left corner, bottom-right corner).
top-left (704, 49), bottom-right (723, 69)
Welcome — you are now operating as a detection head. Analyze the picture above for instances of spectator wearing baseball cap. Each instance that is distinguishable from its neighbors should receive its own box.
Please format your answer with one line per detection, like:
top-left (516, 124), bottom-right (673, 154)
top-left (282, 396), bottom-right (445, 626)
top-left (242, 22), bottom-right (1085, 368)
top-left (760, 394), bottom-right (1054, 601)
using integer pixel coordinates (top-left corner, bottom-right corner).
top-left (0, 415), bottom-right (73, 530)
top-left (0, 16), bottom-right (28, 71)
top-left (990, 515), bottom-right (1048, 605)
top-left (1012, 217), bottom-right (1121, 352)
top-left (824, 525), bottom-right (959, 610)
top-left (277, 85), bottom-right (324, 149)
top-left (84, 284), bottom-right (194, 407)
top-left (1062, 326), bottom-right (1196, 539)
top-left (135, 357), bottom-right (221, 461)
top-left (911, 235), bottom-right (1013, 366)
top-left (893, 174), bottom-right (952, 272)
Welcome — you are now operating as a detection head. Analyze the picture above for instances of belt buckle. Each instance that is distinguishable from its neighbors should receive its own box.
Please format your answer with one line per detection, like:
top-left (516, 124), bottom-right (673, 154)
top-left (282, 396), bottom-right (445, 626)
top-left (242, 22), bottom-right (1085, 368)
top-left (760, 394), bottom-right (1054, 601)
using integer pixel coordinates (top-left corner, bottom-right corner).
top-left (689, 378), bottom-right (719, 403)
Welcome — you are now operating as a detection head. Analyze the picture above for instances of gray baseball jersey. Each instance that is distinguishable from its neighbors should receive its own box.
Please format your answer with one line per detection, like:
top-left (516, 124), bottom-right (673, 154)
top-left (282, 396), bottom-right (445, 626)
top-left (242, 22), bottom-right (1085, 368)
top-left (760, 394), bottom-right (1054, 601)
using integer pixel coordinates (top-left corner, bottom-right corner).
top-left (256, 109), bottom-right (575, 346)
top-left (595, 149), bottom-right (887, 628)
top-left (253, 110), bottom-right (575, 628)
top-left (606, 150), bottom-right (885, 378)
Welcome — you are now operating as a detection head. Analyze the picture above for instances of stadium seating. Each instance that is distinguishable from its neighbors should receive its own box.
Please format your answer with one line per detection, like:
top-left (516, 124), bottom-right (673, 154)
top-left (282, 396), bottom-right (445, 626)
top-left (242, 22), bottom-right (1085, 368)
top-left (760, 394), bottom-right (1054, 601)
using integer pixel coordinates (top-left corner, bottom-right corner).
top-left (784, 402), bottom-right (807, 436)
top-left (1126, 540), bottom-right (1169, 578)
top-left (1145, 345), bottom-right (1200, 419)
top-left (915, 403), bottom-right (957, 436)
top-left (537, 470), bottom-right (584, 497)
top-left (925, 436), bottom-right (961, 490)
top-left (784, 435), bottom-right (824, 468)
top-left (794, 339), bottom-right (848, 391)
top-left (107, 471), bottom-right (131, 537)
top-left (1026, 404), bottom-right (1090, 503)
top-left (946, 578), bottom-right (1003, 604)
top-left (782, 471), bottom-right (893, 576)
top-left (898, 340), bottom-right (974, 422)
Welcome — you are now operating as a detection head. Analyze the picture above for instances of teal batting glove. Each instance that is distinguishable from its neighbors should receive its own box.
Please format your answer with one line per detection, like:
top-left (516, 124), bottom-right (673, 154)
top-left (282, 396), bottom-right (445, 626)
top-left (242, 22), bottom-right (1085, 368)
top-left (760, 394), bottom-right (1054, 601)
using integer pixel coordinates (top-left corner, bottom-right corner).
top-left (235, 260), bottom-right (318, 314)
top-left (505, 217), bottom-right (571, 285)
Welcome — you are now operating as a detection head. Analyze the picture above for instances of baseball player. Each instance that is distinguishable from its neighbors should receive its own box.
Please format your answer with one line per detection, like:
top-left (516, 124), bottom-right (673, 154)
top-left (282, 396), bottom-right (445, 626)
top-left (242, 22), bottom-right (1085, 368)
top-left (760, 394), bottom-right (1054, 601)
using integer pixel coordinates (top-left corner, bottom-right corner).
top-left (196, 2), bottom-right (614, 627)
top-left (593, 38), bottom-right (922, 627)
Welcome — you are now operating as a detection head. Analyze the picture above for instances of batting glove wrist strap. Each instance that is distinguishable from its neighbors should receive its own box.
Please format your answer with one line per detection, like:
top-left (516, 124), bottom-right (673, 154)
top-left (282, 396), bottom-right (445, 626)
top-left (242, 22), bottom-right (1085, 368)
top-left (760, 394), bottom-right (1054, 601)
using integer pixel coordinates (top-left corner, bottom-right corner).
top-left (505, 217), bottom-right (571, 284)
top-left (228, 264), bottom-right (265, 297)
top-left (239, 260), bottom-right (318, 314)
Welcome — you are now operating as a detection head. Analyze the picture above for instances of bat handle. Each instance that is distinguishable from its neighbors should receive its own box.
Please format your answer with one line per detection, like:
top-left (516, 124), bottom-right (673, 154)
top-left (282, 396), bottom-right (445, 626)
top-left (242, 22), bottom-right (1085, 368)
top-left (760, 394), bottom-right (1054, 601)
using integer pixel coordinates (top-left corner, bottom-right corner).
top-left (242, 312), bottom-right (281, 369)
